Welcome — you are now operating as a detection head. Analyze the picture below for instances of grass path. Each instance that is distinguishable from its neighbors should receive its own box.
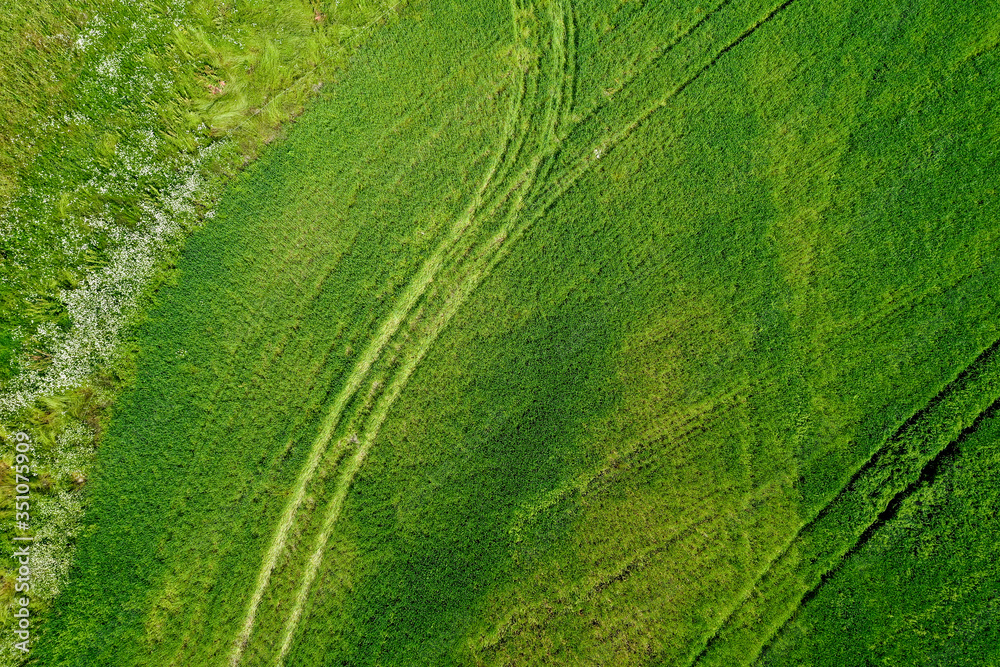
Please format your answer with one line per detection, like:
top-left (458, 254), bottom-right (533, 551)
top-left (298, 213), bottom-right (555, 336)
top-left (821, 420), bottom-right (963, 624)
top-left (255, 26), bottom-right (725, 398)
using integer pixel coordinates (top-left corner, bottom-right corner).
top-left (235, 0), bottom-right (581, 660)
top-left (229, 152), bottom-right (518, 666)
top-left (227, 114), bottom-right (520, 667)
top-left (274, 220), bottom-right (518, 664)
top-left (226, 6), bottom-right (546, 660)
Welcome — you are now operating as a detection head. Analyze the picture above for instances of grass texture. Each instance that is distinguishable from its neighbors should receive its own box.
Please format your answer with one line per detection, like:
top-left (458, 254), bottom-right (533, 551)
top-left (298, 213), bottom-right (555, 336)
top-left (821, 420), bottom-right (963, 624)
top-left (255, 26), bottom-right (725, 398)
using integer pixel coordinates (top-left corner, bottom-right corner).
top-left (19, 0), bottom-right (1000, 664)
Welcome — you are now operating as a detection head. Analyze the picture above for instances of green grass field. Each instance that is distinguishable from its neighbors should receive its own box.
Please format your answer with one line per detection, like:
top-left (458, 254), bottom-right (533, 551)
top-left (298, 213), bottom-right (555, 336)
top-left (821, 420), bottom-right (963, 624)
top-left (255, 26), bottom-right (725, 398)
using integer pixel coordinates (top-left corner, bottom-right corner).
top-left (0, 0), bottom-right (403, 661)
top-left (4, 0), bottom-right (999, 664)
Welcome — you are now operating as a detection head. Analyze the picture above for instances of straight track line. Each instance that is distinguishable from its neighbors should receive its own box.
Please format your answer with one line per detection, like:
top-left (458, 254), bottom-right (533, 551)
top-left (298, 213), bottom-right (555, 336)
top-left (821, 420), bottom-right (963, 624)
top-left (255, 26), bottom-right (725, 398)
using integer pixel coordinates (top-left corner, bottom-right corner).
top-left (687, 335), bottom-right (1000, 666)
top-left (753, 395), bottom-right (1000, 665)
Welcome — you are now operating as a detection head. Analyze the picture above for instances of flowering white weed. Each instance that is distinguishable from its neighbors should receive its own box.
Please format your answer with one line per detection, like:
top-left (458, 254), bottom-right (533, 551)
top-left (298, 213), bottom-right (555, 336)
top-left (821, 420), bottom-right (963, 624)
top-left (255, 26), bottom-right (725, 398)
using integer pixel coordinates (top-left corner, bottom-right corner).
top-left (0, 143), bottom-right (223, 418)
top-left (96, 55), bottom-right (121, 80)
top-left (30, 490), bottom-right (86, 600)
top-left (74, 15), bottom-right (105, 52)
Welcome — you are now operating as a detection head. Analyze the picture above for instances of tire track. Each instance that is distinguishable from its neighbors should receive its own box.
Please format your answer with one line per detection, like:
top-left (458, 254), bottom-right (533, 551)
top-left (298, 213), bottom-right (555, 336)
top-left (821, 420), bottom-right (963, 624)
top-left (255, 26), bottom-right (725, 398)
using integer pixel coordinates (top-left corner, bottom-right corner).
top-left (395, 0), bottom-right (570, 288)
top-left (271, 189), bottom-right (529, 666)
top-left (520, 0), bottom-right (732, 198)
top-left (756, 395), bottom-right (1000, 665)
top-left (273, 211), bottom-right (514, 666)
top-left (466, 0), bottom-right (549, 235)
top-left (479, 486), bottom-right (741, 658)
top-left (581, 0), bottom-right (733, 118)
top-left (228, 0), bottom-right (572, 658)
top-left (226, 59), bottom-right (531, 667)
top-left (490, 384), bottom-right (744, 551)
top-left (687, 335), bottom-right (1000, 666)
top-left (696, 337), bottom-right (1000, 665)
top-left (523, 0), bottom-right (800, 223)
top-left (558, 0), bottom-right (576, 137)
top-left (267, 1), bottom-right (577, 658)
top-left (526, 0), bottom-right (575, 191)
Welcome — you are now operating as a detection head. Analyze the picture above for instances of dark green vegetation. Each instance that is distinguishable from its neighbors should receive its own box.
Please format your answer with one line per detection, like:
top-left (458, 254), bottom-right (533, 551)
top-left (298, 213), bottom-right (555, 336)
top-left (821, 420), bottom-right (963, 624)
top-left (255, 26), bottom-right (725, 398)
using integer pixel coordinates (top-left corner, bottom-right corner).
top-left (763, 408), bottom-right (1000, 665)
top-left (27, 0), bottom-right (1000, 665)
top-left (760, 406), bottom-right (1000, 667)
